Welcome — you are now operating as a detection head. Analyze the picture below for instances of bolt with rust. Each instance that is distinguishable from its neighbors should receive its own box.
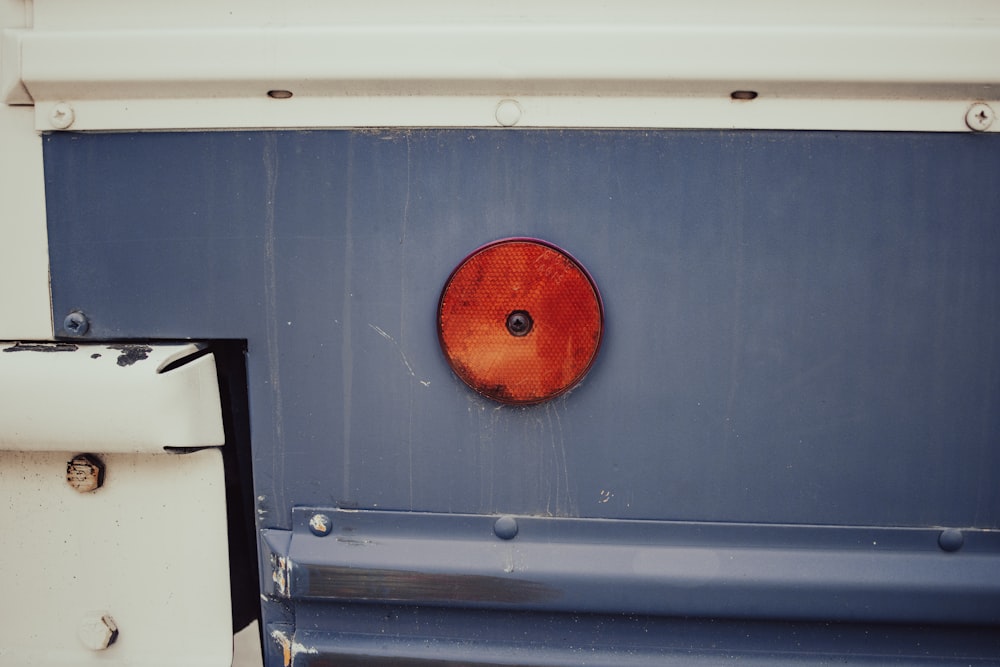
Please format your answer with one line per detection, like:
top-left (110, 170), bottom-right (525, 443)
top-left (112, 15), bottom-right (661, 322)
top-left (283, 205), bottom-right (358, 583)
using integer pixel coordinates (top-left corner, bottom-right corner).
top-left (78, 612), bottom-right (118, 650)
top-left (309, 513), bottom-right (332, 537)
top-left (67, 454), bottom-right (105, 493)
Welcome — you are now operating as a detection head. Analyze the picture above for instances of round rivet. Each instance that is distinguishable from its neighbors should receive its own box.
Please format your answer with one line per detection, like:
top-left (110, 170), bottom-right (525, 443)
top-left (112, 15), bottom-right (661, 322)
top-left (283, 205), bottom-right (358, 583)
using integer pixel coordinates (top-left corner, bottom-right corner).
top-left (938, 528), bottom-right (964, 552)
top-left (50, 103), bottom-right (76, 130)
top-left (495, 99), bottom-right (522, 127)
top-left (493, 515), bottom-right (518, 540)
top-left (309, 513), bottom-right (331, 537)
top-left (965, 103), bottom-right (995, 132)
top-left (63, 310), bottom-right (90, 337)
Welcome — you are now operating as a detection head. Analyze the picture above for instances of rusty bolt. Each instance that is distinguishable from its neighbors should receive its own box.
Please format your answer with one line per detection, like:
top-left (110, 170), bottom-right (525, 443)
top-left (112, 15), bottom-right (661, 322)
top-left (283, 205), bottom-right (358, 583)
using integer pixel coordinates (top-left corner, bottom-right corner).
top-left (309, 513), bottom-right (331, 537)
top-left (67, 454), bottom-right (105, 493)
top-left (965, 103), bottom-right (995, 132)
top-left (78, 613), bottom-right (118, 650)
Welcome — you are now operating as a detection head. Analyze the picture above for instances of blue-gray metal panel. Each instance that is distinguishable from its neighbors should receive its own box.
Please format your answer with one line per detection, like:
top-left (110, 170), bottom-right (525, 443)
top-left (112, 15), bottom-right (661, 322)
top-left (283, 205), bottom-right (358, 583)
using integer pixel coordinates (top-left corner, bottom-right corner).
top-left (43, 130), bottom-right (1000, 660)
top-left (44, 130), bottom-right (1000, 529)
top-left (272, 508), bottom-right (1000, 625)
top-left (270, 611), bottom-right (1000, 666)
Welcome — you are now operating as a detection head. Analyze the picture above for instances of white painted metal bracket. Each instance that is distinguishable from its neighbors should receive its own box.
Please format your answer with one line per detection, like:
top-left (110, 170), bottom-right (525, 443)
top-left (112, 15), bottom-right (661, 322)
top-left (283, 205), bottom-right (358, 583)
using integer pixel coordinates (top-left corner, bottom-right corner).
top-left (2, 1), bottom-right (998, 131)
top-left (0, 342), bottom-right (224, 453)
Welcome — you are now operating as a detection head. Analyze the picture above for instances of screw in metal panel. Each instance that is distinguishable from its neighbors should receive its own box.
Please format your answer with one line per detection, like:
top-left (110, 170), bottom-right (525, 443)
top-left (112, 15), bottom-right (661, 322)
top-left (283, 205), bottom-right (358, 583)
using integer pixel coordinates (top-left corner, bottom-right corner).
top-left (309, 513), bottom-right (332, 537)
top-left (495, 99), bottom-right (523, 127)
top-left (493, 515), bottom-right (518, 540)
top-left (78, 613), bottom-right (118, 650)
top-left (938, 528), bottom-right (964, 552)
top-left (67, 454), bottom-right (105, 493)
top-left (506, 310), bottom-right (533, 337)
top-left (49, 103), bottom-right (76, 130)
top-left (965, 103), bottom-right (995, 132)
top-left (63, 310), bottom-right (90, 336)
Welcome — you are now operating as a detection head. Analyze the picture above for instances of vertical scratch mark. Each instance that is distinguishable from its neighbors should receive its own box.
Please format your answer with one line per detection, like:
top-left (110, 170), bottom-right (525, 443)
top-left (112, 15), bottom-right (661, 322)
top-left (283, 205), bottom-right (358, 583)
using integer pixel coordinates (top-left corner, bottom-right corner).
top-left (724, 147), bottom-right (746, 446)
top-left (369, 324), bottom-right (416, 377)
top-left (394, 133), bottom-right (412, 509)
top-left (553, 401), bottom-right (574, 514)
top-left (262, 134), bottom-right (285, 510)
top-left (402, 135), bottom-right (414, 508)
top-left (342, 136), bottom-right (355, 498)
top-left (545, 404), bottom-right (560, 515)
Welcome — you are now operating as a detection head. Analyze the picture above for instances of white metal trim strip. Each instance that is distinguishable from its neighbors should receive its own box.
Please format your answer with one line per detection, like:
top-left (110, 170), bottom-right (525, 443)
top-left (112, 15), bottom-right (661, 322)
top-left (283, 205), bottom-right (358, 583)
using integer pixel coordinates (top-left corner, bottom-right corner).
top-left (5, 15), bottom-right (999, 131)
top-left (0, 343), bottom-right (225, 453)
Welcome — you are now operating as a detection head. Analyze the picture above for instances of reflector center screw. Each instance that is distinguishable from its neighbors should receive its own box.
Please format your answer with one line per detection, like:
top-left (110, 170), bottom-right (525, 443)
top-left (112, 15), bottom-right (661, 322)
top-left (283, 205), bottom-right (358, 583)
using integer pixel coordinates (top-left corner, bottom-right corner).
top-left (506, 310), bottom-right (533, 337)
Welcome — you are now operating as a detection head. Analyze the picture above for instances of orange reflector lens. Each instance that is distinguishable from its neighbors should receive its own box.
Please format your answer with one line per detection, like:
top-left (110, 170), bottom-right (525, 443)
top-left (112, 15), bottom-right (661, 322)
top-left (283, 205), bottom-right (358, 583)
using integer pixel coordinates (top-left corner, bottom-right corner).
top-left (438, 238), bottom-right (604, 404)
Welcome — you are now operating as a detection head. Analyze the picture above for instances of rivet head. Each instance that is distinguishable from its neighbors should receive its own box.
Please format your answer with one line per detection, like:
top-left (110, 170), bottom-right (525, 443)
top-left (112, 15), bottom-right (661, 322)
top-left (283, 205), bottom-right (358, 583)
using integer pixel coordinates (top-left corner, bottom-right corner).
top-left (78, 613), bottom-right (118, 650)
top-left (965, 103), bottom-right (995, 132)
top-left (63, 310), bottom-right (90, 337)
top-left (67, 454), bottom-right (105, 493)
top-left (493, 515), bottom-right (518, 540)
top-left (50, 103), bottom-right (76, 130)
top-left (938, 528), bottom-right (964, 552)
top-left (309, 513), bottom-right (332, 537)
top-left (495, 99), bottom-right (523, 127)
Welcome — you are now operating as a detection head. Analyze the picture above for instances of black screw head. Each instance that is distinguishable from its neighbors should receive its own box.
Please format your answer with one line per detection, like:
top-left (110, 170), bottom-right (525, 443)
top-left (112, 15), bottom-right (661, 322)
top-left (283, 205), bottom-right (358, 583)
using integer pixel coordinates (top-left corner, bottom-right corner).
top-left (506, 310), bottom-right (533, 337)
top-left (63, 310), bottom-right (90, 337)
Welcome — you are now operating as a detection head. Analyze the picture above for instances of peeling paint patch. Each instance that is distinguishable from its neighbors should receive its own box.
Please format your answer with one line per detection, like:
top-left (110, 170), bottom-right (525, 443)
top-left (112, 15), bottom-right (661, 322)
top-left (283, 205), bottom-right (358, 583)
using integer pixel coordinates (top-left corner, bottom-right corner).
top-left (292, 641), bottom-right (318, 660)
top-left (270, 629), bottom-right (292, 667)
top-left (269, 629), bottom-right (318, 667)
top-left (271, 554), bottom-right (292, 597)
top-left (3, 342), bottom-right (78, 353)
top-left (107, 344), bottom-right (153, 366)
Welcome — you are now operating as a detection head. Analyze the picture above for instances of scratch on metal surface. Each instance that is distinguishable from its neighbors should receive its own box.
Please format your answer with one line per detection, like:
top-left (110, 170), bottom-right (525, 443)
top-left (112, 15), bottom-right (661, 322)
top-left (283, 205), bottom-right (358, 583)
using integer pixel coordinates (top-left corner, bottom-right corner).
top-left (369, 323), bottom-right (428, 384)
top-left (263, 133), bottom-right (287, 512)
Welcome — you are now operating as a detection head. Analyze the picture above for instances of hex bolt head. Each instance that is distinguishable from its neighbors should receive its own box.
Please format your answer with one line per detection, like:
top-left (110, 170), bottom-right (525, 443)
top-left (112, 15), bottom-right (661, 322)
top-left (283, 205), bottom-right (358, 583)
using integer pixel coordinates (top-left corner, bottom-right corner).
top-left (78, 613), bottom-right (118, 650)
top-left (67, 454), bottom-right (105, 493)
top-left (309, 513), bottom-right (332, 536)
top-left (63, 310), bottom-right (90, 337)
top-left (493, 515), bottom-right (519, 540)
top-left (965, 103), bottom-right (995, 132)
top-left (50, 103), bottom-right (76, 130)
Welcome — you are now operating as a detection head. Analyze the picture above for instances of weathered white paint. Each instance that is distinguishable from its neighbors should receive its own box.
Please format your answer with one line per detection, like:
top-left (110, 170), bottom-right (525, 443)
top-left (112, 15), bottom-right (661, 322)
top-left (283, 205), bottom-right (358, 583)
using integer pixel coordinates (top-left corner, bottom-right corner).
top-left (0, 343), bottom-right (225, 453)
top-left (3, 0), bottom-right (998, 131)
top-left (0, 449), bottom-right (232, 666)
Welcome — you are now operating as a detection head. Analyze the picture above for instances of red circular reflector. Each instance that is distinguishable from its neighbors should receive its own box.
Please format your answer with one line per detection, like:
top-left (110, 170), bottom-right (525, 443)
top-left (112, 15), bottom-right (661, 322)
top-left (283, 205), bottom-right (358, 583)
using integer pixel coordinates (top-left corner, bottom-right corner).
top-left (438, 238), bottom-right (604, 404)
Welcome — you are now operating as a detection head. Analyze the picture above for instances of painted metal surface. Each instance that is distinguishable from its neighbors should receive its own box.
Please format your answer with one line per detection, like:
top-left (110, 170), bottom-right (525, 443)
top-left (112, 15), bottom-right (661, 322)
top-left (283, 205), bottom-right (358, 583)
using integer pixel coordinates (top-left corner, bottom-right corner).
top-left (265, 508), bottom-right (1000, 625)
top-left (0, 343), bottom-right (224, 453)
top-left (4, 1), bottom-right (999, 131)
top-left (0, 449), bottom-right (232, 666)
top-left (42, 127), bottom-right (1000, 662)
top-left (44, 129), bottom-right (1000, 529)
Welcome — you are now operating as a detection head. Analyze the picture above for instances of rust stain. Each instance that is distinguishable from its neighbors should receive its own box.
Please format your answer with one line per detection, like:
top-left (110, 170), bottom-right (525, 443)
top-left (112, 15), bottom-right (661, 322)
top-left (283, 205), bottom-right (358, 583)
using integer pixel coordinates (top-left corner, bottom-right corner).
top-left (270, 630), bottom-right (292, 667)
top-left (66, 454), bottom-right (105, 493)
